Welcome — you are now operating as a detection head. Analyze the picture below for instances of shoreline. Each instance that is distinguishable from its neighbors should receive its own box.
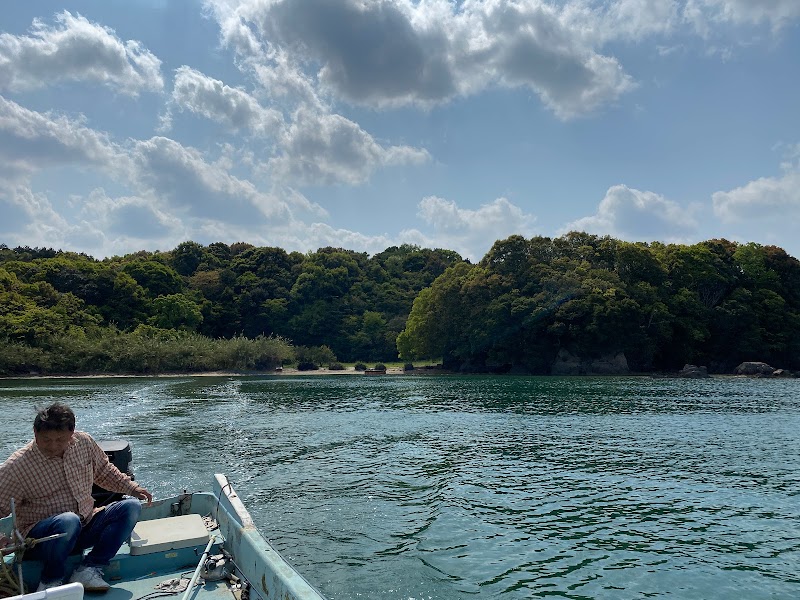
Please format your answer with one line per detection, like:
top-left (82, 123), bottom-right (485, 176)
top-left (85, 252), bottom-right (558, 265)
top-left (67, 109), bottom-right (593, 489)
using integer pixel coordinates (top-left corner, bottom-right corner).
top-left (0, 367), bottom-right (413, 380)
top-left (0, 369), bottom-right (771, 381)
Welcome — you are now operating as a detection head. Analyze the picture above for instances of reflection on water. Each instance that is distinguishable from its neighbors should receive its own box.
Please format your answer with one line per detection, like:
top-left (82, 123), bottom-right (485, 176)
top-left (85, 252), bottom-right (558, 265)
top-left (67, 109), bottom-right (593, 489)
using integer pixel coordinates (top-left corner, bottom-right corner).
top-left (1, 375), bottom-right (799, 599)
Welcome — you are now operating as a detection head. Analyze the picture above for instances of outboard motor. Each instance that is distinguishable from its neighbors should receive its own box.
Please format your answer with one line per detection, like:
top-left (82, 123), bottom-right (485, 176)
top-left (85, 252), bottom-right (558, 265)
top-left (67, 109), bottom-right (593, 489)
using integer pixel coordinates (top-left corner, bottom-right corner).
top-left (92, 440), bottom-right (135, 507)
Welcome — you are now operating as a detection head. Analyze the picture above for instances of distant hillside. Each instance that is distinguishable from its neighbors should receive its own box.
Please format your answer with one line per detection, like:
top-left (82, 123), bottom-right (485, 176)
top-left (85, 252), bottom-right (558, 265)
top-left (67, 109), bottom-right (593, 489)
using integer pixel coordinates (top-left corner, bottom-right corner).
top-left (3, 234), bottom-right (799, 377)
top-left (397, 233), bottom-right (800, 374)
top-left (0, 242), bottom-right (463, 375)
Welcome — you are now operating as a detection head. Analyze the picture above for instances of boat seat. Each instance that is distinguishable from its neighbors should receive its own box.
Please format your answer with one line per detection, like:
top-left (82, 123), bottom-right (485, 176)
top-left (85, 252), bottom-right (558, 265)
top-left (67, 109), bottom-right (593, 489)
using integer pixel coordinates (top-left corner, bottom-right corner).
top-left (129, 514), bottom-right (210, 556)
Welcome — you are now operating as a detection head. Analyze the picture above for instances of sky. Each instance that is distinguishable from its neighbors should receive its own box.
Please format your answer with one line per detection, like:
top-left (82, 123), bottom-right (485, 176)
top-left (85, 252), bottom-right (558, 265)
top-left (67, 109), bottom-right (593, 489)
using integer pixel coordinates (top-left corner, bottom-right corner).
top-left (1, 0), bottom-right (799, 263)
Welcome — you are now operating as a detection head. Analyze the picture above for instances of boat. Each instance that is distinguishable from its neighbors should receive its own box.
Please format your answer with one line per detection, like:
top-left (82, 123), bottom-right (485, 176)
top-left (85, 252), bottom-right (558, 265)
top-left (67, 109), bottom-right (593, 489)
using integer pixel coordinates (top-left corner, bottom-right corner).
top-left (1, 472), bottom-right (326, 600)
top-left (363, 368), bottom-right (386, 375)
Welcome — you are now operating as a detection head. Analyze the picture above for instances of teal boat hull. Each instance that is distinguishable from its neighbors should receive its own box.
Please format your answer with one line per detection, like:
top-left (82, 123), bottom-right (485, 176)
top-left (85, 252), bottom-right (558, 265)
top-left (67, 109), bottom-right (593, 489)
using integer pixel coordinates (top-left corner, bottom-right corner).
top-left (1, 474), bottom-right (326, 600)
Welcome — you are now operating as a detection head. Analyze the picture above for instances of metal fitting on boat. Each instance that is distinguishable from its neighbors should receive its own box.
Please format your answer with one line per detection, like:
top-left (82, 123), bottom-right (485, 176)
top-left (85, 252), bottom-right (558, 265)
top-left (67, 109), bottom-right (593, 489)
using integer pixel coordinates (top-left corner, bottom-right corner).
top-left (200, 554), bottom-right (230, 581)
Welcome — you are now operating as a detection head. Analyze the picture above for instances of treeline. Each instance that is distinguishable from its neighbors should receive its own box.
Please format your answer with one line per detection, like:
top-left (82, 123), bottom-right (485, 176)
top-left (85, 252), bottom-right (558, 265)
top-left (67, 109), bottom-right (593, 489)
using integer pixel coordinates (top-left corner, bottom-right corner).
top-left (397, 233), bottom-right (800, 374)
top-left (0, 242), bottom-right (462, 375)
top-left (3, 234), bottom-right (799, 377)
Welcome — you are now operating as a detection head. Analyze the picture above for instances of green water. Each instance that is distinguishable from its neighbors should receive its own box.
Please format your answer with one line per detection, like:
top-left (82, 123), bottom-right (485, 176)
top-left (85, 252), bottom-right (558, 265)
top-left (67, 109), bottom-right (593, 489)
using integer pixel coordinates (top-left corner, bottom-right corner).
top-left (1, 375), bottom-right (798, 599)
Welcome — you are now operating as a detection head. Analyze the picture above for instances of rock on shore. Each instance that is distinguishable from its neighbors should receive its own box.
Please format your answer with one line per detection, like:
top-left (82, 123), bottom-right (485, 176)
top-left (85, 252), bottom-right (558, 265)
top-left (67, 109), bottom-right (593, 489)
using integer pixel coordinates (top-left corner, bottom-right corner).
top-left (678, 364), bottom-right (709, 378)
top-left (734, 361), bottom-right (775, 376)
top-left (551, 350), bottom-right (629, 375)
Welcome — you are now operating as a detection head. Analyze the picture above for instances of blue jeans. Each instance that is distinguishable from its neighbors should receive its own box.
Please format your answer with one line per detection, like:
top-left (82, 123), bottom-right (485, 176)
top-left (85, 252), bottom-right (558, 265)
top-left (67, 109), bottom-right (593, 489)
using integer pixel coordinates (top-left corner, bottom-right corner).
top-left (27, 499), bottom-right (141, 583)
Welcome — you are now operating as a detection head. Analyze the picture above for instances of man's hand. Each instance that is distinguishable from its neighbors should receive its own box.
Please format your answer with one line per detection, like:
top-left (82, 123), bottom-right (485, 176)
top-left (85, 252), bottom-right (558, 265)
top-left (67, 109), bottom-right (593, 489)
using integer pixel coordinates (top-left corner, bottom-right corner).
top-left (133, 486), bottom-right (153, 506)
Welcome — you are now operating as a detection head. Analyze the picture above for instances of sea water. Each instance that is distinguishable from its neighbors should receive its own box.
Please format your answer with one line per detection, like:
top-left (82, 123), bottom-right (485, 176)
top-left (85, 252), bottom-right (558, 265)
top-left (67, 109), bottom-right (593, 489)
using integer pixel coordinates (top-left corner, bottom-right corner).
top-left (1, 375), bottom-right (798, 599)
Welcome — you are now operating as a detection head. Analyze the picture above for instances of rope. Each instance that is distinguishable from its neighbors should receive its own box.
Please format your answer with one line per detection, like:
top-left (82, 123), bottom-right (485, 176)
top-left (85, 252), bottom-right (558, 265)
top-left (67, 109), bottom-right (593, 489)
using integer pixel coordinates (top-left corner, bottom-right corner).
top-left (0, 544), bottom-right (26, 598)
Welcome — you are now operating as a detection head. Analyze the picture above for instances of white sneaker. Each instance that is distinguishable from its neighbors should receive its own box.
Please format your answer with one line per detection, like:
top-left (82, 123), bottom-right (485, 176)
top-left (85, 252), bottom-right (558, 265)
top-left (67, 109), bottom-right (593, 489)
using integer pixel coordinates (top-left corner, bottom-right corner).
top-left (36, 580), bottom-right (64, 592)
top-left (69, 566), bottom-right (110, 593)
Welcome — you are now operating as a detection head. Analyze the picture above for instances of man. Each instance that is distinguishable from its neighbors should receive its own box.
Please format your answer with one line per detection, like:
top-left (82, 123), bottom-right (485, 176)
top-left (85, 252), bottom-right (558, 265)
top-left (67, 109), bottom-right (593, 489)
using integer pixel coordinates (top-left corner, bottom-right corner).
top-left (0, 402), bottom-right (152, 593)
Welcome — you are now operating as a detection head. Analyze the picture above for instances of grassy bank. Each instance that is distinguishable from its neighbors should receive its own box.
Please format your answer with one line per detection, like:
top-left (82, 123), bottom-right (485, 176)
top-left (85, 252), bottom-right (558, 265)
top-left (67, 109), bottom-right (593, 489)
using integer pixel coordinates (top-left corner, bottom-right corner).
top-left (0, 329), bottom-right (294, 377)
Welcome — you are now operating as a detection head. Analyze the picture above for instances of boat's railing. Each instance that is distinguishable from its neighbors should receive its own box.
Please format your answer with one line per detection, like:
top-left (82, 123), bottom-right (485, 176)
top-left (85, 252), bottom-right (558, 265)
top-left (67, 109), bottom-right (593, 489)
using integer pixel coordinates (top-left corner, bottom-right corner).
top-left (212, 474), bottom-right (250, 528)
top-left (211, 474), bottom-right (326, 600)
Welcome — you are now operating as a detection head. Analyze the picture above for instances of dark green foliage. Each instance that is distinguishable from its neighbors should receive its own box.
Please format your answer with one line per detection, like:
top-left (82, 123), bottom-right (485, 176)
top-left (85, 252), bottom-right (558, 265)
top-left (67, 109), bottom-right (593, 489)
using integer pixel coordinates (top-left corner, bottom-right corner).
top-left (398, 234), bottom-right (800, 374)
top-left (294, 345), bottom-right (337, 367)
top-left (170, 241), bottom-right (207, 276)
top-left (0, 242), bottom-right (462, 372)
top-left (149, 294), bottom-right (204, 330)
top-left (122, 259), bottom-right (184, 297)
top-left (3, 235), bottom-right (798, 377)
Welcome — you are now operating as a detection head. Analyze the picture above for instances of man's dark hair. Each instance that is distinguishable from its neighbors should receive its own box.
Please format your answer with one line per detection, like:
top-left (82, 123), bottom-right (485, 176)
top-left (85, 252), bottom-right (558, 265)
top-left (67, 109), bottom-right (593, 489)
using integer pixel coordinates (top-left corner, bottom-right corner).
top-left (34, 402), bottom-right (76, 432)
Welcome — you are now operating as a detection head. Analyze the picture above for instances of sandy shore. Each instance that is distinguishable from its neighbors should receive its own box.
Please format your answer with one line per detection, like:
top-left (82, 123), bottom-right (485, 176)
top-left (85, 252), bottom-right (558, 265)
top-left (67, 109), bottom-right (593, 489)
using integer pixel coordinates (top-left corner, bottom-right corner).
top-left (1, 367), bottom-right (416, 379)
top-left (270, 367), bottom-right (407, 376)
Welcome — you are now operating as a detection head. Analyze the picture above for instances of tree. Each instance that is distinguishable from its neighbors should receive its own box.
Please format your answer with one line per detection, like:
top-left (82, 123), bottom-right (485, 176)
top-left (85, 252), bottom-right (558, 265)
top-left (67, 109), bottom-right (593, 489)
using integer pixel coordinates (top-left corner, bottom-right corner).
top-left (171, 241), bottom-right (207, 277)
top-left (348, 310), bottom-right (394, 360)
top-left (397, 262), bottom-right (474, 361)
top-left (149, 294), bottom-right (203, 330)
top-left (123, 259), bottom-right (184, 297)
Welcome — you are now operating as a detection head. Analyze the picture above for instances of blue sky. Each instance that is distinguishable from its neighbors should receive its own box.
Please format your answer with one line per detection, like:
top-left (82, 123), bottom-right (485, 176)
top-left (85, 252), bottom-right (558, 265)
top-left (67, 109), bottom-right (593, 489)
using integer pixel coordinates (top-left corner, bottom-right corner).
top-left (1, 0), bottom-right (799, 262)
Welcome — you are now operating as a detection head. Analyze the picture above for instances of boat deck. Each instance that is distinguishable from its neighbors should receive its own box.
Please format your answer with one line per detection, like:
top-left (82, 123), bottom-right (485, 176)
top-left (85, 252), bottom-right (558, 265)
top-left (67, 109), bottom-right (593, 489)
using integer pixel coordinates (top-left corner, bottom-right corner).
top-left (101, 529), bottom-right (238, 600)
top-left (101, 563), bottom-right (239, 600)
top-left (8, 532), bottom-right (237, 600)
top-left (3, 476), bottom-right (326, 600)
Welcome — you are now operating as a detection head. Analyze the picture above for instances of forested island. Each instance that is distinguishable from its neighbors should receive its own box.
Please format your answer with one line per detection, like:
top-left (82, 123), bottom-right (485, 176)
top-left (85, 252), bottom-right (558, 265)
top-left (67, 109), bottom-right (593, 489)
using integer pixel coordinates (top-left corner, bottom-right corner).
top-left (1, 233), bottom-right (799, 377)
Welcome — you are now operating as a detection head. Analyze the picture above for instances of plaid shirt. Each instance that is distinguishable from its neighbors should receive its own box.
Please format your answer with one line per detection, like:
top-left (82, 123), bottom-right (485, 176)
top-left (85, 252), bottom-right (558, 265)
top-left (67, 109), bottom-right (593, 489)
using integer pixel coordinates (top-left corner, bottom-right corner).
top-left (0, 431), bottom-right (141, 536)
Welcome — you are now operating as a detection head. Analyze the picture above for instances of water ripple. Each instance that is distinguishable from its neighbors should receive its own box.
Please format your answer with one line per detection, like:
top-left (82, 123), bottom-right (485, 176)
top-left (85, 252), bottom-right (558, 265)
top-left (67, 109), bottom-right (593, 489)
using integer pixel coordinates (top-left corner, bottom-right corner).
top-left (1, 375), bottom-right (799, 599)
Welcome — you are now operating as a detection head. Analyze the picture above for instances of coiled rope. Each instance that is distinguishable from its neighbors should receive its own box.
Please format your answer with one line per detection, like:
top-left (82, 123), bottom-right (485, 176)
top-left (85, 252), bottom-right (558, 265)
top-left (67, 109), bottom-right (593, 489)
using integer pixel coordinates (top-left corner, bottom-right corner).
top-left (0, 539), bottom-right (25, 598)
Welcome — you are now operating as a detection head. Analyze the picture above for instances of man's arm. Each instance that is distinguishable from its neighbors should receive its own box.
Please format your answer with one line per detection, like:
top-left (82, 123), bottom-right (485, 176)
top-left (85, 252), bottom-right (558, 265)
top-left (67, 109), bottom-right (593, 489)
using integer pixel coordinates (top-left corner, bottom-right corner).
top-left (0, 480), bottom-right (10, 520)
top-left (0, 454), bottom-right (23, 519)
top-left (87, 435), bottom-right (152, 505)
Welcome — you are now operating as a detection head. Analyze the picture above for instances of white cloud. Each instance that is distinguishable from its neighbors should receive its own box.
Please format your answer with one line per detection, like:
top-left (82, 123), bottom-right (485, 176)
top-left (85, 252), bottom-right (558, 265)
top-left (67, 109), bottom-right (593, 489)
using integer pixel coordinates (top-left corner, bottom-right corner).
top-left (0, 94), bottom-right (333, 249)
top-left (705, 150), bottom-right (800, 256)
top-left (226, 0), bottom-right (457, 106)
top-left (78, 188), bottom-right (178, 239)
top-left (47, 188), bottom-right (185, 258)
top-left (712, 154), bottom-right (800, 222)
top-left (0, 185), bottom-right (81, 251)
top-left (607, 0), bottom-right (681, 39)
top-left (0, 95), bottom-right (127, 179)
top-left (269, 107), bottom-right (430, 186)
top-left (683, 0), bottom-right (800, 33)
top-left (249, 49), bottom-right (326, 110)
top-left (0, 11), bottom-right (163, 96)
top-left (474, 1), bottom-right (635, 118)
top-left (564, 0), bottom-right (800, 43)
top-left (0, 185), bottom-right (65, 234)
top-left (0, 184), bottom-right (183, 259)
top-left (130, 136), bottom-right (310, 224)
top-left (274, 220), bottom-right (397, 256)
top-left (162, 65), bottom-right (427, 187)
top-left (207, 0), bottom-right (636, 119)
top-left (165, 66), bottom-right (283, 135)
top-left (407, 195), bottom-right (538, 261)
top-left (560, 0), bottom-right (680, 46)
top-left (563, 184), bottom-right (697, 241)
top-left (0, 93), bottom-right (388, 257)
top-left (232, 195), bottom-right (538, 263)
top-left (4, 0), bottom-right (797, 263)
